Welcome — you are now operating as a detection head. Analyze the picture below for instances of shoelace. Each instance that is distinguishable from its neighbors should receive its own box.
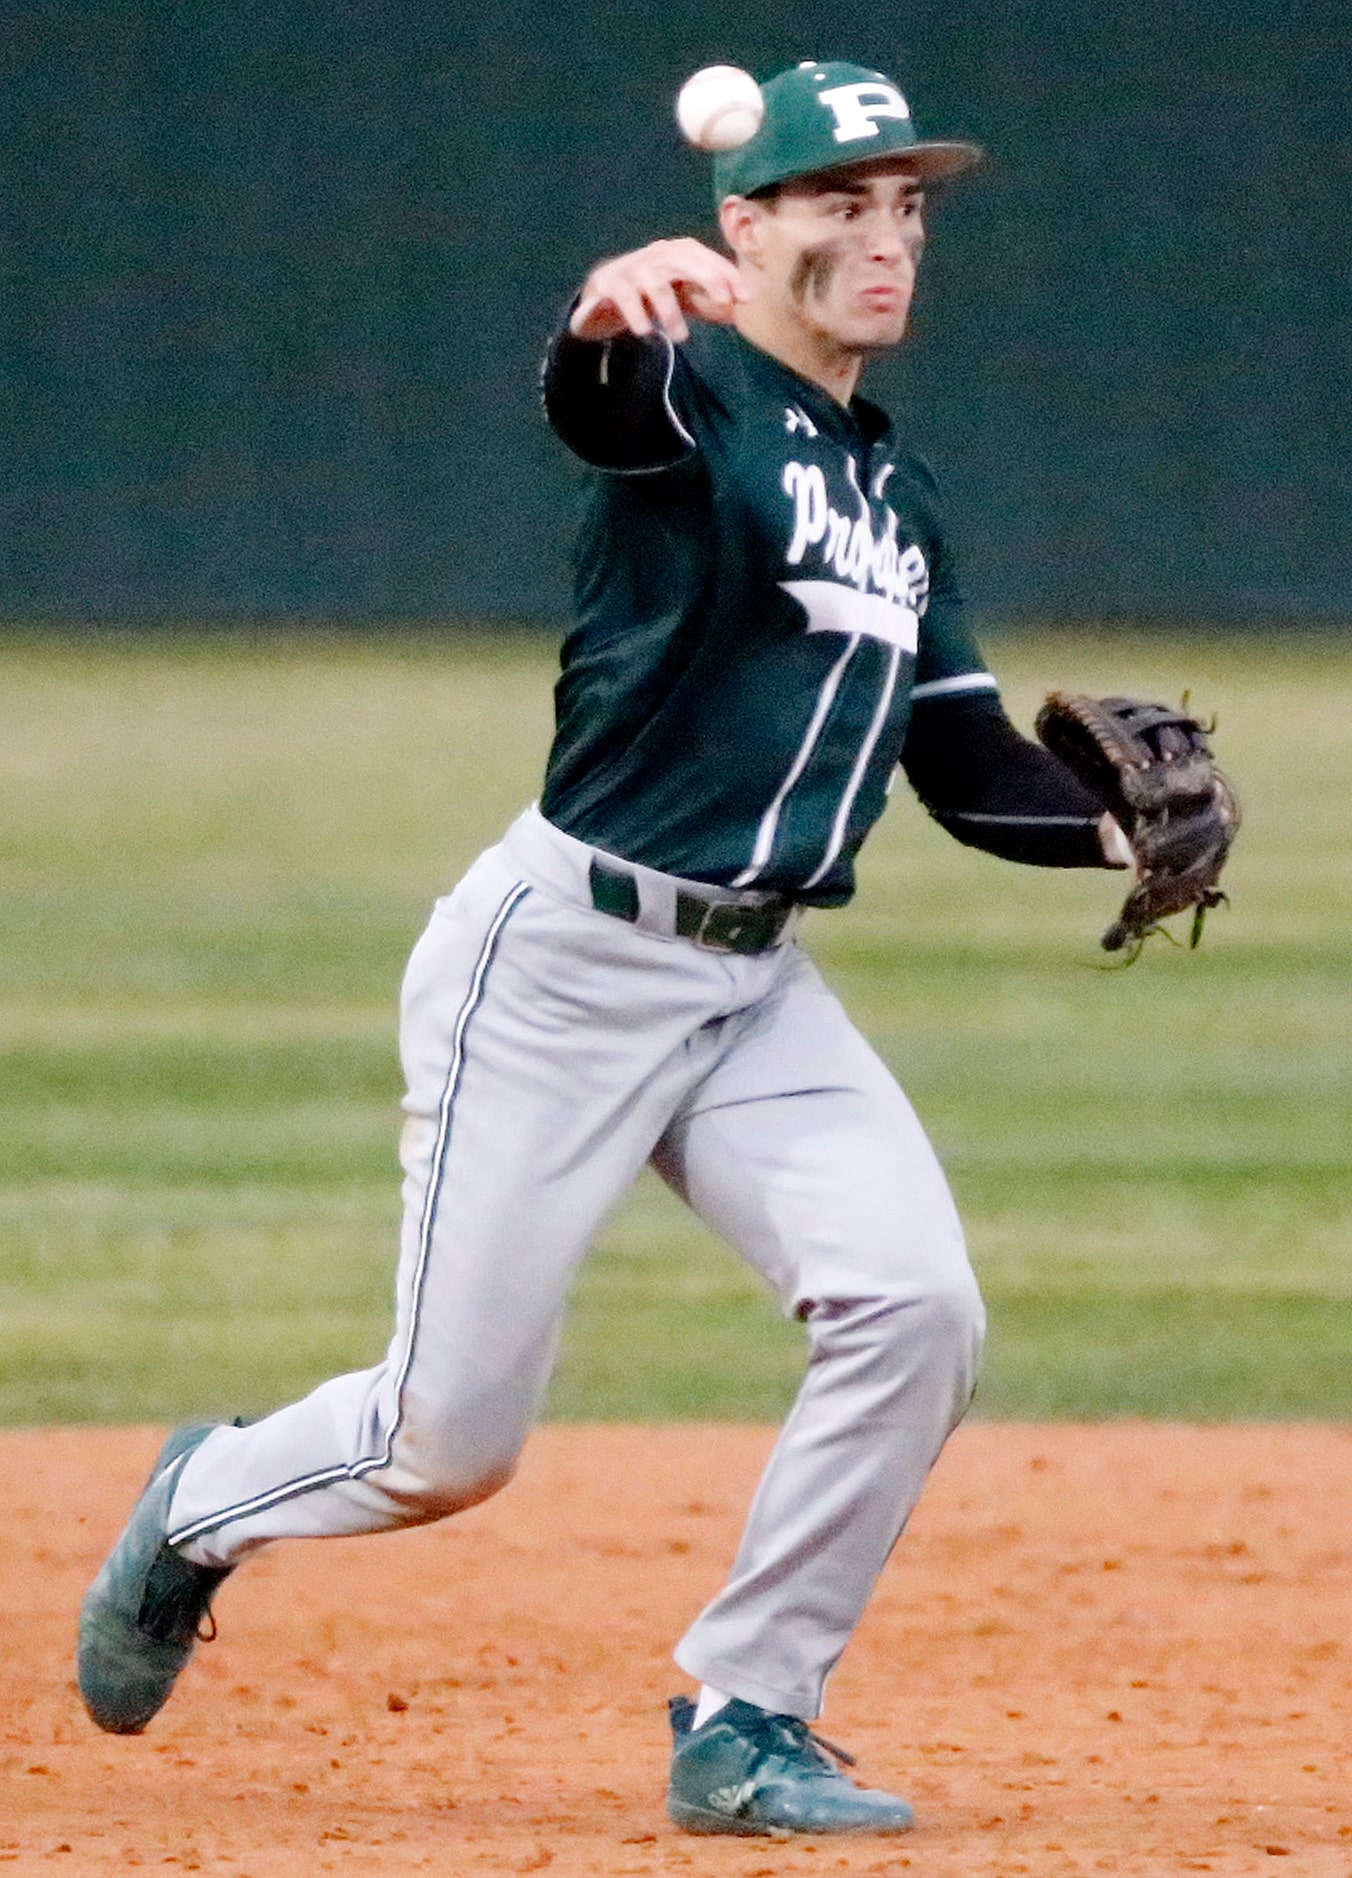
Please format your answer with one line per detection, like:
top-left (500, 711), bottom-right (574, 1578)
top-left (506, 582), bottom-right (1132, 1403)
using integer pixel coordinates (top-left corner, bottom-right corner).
top-left (669, 1695), bottom-right (859, 1772)
top-left (749, 1710), bottom-right (858, 1772)
top-left (803, 1724), bottom-right (857, 1769)
top-left (138, 1548), bottom-right (232, 1645)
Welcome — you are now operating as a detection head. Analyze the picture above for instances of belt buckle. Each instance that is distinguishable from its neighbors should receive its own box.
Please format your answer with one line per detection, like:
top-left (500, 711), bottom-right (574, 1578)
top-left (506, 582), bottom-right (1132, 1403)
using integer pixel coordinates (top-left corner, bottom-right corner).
top-left (694, 900), bottom-right (778, 955)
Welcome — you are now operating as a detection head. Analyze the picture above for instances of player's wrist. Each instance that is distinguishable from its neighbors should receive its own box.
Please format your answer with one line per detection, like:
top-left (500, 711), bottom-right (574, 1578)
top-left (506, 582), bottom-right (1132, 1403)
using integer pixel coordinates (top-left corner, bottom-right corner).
top-left (1098, 812), bottom-right (1134, 869)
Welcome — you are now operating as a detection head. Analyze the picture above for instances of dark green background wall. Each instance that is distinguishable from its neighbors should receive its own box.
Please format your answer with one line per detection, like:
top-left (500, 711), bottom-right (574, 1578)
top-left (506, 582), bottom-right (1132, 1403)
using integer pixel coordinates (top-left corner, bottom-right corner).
top-left (3, 1), bottom-right (1348, 626)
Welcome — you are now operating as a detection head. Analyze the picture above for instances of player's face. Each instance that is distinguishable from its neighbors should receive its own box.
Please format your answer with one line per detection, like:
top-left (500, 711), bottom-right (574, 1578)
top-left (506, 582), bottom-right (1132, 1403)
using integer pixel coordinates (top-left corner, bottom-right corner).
top-left (747, 163), bottom-right (926, 355)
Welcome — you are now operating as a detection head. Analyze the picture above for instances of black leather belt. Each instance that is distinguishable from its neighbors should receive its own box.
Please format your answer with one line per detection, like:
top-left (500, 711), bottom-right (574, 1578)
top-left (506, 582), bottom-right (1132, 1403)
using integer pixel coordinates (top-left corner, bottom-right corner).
top-left (588, 859), bottom-right (795, 955)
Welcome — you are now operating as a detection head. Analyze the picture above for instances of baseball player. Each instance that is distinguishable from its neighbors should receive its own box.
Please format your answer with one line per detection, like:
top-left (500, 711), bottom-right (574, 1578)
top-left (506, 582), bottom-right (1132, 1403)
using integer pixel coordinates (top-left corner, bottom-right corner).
top-left (79, 61), bottom-right (1131, 1837)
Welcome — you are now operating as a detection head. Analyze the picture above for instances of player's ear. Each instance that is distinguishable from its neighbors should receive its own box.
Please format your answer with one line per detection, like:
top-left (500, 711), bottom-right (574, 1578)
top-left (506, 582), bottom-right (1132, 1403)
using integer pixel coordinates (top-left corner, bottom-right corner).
top-left (719, 194), bottom-right (768, 267)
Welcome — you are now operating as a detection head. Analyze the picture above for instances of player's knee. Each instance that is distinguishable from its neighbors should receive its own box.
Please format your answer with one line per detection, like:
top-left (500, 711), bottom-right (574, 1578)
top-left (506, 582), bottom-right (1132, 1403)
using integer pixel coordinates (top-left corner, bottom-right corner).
top-left (865, 1273), bottom-right (986, 1433)
top-left (382, 1417), bottom-right (524, 1522)
top-left (418, 1466), bottom-right (515, 1522)
top-left (386, 1451), bottom-right (519, 1523)
top-left (822, 1264), bottom-right (985, 1391)
top-left (912, 1267), bottom-right (986, 1384)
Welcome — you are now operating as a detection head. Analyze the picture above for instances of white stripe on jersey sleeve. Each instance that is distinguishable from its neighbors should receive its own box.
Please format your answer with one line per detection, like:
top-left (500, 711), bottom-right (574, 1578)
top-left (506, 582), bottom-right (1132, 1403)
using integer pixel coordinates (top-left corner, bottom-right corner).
top-left (942, 811), bottom-right (1098, 826)
top-left (910, 671), bottom-right (999, 701)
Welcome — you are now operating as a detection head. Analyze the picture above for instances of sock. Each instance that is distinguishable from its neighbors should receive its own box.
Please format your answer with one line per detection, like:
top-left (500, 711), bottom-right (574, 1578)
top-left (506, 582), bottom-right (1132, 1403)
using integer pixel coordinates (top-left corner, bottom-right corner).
top-left (693, 1684), bottom-right (733, 1729)
top-left (173, 1537), bottom-right (217, 1568)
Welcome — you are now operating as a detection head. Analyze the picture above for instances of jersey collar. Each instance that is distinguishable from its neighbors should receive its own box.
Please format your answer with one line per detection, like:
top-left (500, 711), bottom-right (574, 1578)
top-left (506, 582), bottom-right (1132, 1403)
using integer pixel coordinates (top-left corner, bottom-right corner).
top-left (728, 327), bottom-right (893, 447)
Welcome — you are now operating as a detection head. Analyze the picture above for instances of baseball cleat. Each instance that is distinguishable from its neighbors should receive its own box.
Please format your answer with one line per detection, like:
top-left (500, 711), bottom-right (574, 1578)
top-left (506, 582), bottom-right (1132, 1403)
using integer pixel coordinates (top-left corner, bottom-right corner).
top-left (77, 1423), bottom-right (233, 1735)
top-left (665, 1695), bottom-right (915, 1836)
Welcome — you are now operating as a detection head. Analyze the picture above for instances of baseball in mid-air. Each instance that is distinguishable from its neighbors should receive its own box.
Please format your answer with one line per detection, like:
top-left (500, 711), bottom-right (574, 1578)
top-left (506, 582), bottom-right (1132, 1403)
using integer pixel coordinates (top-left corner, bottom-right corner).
top-left (675, 65), bottom-right (764, 152)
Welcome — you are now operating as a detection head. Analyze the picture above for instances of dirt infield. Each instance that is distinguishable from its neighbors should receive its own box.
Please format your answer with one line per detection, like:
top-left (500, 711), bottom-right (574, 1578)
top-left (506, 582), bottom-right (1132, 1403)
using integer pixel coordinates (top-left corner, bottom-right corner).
top-left (2, 1424), bottom-right (1349, 1876)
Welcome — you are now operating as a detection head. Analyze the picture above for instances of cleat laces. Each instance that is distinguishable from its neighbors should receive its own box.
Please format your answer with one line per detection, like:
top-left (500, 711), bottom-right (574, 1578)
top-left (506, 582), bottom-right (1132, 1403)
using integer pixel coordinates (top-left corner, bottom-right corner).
top-left (743, 1710), bottom-right (859, 1780)
top-left (137, 1547), bottom-right (233, 1646)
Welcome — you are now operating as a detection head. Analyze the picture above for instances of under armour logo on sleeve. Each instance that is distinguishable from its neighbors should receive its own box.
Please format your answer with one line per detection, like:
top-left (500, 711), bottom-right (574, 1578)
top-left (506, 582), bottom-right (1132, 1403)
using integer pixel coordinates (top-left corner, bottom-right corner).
top-left (817, 82), bottom-right (911, 144)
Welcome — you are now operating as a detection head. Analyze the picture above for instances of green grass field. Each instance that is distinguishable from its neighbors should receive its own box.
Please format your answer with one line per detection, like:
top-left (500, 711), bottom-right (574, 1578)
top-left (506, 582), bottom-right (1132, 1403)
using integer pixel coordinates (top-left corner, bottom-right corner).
top-left (1, 629), bottom-right (1348, 1423)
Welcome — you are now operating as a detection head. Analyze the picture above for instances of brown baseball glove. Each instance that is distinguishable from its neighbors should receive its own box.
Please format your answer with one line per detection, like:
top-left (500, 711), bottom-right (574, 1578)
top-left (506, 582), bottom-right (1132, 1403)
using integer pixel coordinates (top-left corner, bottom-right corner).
top-left (1035, 692), bottom-right (1241, 956)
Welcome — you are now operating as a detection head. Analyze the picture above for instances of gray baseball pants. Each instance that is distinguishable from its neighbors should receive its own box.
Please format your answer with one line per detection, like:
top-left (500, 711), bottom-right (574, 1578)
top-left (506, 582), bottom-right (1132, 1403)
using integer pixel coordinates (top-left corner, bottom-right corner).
top-left (166, 807), bottom-right (985, 1720)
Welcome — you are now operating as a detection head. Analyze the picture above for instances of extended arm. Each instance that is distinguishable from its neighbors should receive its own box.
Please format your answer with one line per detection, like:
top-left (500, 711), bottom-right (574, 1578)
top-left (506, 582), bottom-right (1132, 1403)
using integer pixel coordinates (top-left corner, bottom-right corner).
top-left (902, 689), bottom-right (1127, 868)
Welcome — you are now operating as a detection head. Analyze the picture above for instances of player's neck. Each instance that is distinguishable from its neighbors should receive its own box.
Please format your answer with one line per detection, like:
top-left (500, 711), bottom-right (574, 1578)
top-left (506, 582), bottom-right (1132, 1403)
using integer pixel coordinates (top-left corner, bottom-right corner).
top-left (732, 305), bottom-right (863, 407)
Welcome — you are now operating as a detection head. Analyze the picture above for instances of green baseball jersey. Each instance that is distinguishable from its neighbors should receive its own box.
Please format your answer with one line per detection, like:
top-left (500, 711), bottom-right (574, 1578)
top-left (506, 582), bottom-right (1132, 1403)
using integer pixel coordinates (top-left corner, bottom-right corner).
top-left (541, 324), bottom-right (1020, 906)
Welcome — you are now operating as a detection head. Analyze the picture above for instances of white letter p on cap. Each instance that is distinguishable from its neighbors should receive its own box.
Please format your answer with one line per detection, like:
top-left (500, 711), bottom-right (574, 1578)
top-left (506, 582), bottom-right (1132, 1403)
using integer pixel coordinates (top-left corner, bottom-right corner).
top-left (817, 82), bottom-right (911, 144)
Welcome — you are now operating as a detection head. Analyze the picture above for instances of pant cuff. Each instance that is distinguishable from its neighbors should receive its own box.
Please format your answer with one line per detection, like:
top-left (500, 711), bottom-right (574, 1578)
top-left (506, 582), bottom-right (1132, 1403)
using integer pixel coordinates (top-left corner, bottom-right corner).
top-left (673, 1645), bottom-right (819, 1722)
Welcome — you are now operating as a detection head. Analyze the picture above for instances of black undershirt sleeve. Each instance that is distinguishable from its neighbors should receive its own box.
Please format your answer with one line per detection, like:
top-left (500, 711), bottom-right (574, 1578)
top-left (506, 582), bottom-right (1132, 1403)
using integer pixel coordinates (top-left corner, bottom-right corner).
top-left (541, 328), bottom-right (695, 473)
top-left (901, 690), bottom-right (1113, 868)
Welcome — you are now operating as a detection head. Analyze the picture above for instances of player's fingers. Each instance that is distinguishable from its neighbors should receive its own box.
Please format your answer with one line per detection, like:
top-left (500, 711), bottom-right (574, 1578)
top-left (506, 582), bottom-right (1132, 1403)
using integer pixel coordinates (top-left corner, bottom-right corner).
top-left (662, 237), bottom-right (747, 288)
top-left (623, 240), bottom-right (746, 316)
top-left (641, 278), bottom-right (691, 343)
top-left (669, 254), bottom-right (747, 316)
top-left (642, 268), bottom-right (741, 336)
top-left (569, 240), bottom-right (746, 341)
top-left (678, 280), bottom-right (739, 325)
top-left (697, 250), bottom-right (751, 306)
top-left (568, 297), bottom-right (620, 340)
top-left (571, 278), bottom-right (653, 340)
top-left (1098, 812), bottom-right (1135, 869)
top-left (708, 260), bottom-right (751, 305)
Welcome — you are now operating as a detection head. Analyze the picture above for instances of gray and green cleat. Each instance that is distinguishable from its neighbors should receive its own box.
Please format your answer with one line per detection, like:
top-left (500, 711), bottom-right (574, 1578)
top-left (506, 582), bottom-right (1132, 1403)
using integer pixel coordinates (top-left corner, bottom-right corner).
top-left (77, 1423), bottom-right (233, 1735)
top-left (666, 1695), bottom-right (915, 1836)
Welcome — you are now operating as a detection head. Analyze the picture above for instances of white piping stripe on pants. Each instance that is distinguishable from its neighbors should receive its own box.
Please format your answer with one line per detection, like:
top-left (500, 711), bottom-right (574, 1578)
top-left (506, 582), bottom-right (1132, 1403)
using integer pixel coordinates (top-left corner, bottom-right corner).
top-left (166, 879), bottom-right (532, 1550)
top-left (398, 879), bottom-right (533, 1421)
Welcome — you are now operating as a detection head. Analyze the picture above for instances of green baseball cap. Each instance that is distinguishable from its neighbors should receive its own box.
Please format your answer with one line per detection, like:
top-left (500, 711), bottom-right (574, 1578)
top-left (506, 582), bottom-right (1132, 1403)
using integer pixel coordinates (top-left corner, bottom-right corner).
top-left (713, 60), bottom-right (983, 201)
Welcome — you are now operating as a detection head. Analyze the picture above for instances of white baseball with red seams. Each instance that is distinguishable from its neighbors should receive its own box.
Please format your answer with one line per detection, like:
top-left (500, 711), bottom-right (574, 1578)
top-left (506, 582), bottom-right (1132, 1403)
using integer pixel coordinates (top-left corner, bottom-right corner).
top-left (676, 66), bottom-right (764, 152)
